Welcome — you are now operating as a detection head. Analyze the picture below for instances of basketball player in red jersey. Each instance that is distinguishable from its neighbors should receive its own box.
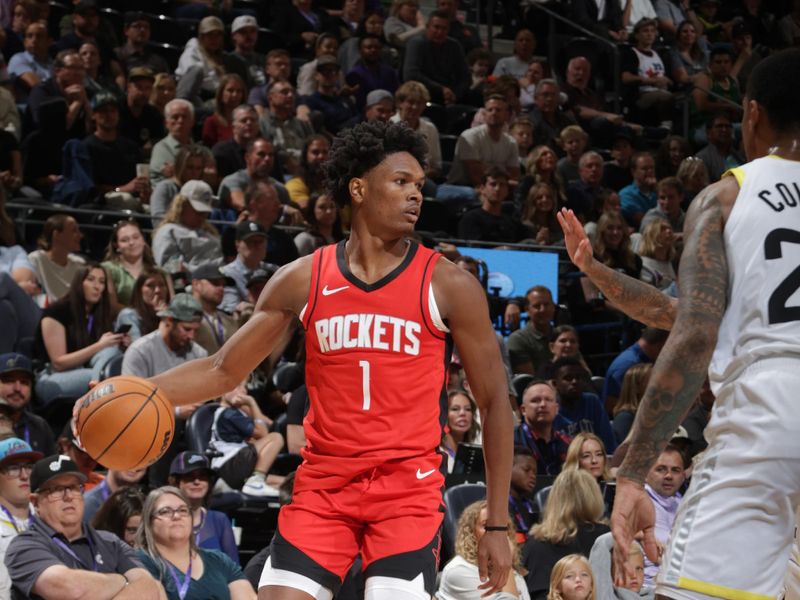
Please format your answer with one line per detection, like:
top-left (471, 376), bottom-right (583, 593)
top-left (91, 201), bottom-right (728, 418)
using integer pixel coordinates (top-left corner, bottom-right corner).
top-left (131, 122), bottom-right (514, 599)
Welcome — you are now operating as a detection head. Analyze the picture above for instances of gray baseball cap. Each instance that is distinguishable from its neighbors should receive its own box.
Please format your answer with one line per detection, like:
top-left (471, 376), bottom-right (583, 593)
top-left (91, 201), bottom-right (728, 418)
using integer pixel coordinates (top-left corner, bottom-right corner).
top-left (180, 180), bottom-right (214, 213)
top-left (156, 293), bottom-right (203, 322)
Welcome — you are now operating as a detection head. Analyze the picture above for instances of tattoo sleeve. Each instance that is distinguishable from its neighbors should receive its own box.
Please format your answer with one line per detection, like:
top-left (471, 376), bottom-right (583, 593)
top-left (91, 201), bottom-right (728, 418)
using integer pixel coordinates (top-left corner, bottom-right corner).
top-left (584, 262), bottom-right (678, 330)
top-left (618, 189), bottom-right (729, 484)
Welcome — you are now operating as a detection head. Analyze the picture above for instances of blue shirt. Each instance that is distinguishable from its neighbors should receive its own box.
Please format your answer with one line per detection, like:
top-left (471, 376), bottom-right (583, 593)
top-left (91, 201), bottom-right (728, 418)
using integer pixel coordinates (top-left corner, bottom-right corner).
top-left (513, 415), bottom-right (574, 476)
top-left (603, 342), bottom-right (652, 403)
top-left (558, 392), bottom-right (617, 451)
top-left (619, 181), bottom-right (657, 225)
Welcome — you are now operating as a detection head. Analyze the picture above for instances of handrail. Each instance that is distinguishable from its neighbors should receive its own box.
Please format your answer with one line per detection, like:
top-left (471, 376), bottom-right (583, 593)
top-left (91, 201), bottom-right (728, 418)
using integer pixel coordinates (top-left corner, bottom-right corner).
top-left (525, 2), bottom-right (622, 113)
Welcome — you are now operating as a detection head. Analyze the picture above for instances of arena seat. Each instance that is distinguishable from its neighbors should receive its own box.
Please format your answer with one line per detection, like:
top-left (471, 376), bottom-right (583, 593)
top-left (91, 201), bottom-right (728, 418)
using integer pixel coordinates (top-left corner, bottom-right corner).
top-left (441, 483), bottom-right (487, 565)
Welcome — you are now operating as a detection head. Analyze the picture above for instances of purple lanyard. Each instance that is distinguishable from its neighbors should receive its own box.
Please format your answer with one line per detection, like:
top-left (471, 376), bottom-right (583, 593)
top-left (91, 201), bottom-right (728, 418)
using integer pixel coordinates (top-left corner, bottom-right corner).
top-left (0, 505), bottom-right (30, 533)
top-left (51, 534), bottom-right (98, 571)
top-left (21, 422), bottom-right (29, 445)
top-left (98, 480), bottom-right (110, 501)
top-left (166, 554), bottom-right (193, 600)
top-left (508, 494), bottom-right (535, 532)
top-left (203, 313), bottom-right (224, 346)
top-left (193, 508), bottom-right (205, 546)
top-left (86, 314), bottom-right (94, 334)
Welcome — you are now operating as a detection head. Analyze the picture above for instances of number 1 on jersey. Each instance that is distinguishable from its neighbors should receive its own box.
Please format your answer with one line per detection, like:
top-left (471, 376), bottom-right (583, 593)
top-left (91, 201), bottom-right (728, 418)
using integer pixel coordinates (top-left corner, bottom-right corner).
top-left (359, 360), bottom-right (371, 410)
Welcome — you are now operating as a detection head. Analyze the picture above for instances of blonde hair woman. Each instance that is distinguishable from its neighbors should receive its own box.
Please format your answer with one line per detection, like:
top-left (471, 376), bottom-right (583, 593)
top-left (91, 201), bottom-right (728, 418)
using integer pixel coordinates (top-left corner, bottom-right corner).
top-left (437, 500), bottom-right (530, 600)
top-left (562, 432), bottom-right (611, 482)
top-left (521, 470), bottom-right (609, 598)
top-left (612, 363), bottom-right (652, 444)
top-left (636, 217), bottom-right (676, 290)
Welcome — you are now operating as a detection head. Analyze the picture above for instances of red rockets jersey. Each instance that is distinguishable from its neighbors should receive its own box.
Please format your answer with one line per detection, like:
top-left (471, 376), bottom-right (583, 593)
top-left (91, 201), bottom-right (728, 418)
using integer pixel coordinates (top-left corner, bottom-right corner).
top-left (296, 240), bottom-right (451, 491)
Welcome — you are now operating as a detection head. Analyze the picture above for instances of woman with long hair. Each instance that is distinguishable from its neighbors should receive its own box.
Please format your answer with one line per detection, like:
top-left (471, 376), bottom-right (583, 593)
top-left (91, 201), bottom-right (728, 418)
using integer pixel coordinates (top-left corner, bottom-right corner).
top-left (152, 180), bottom-right (222, 273)
top-left (515, 145), bottom-right (567, 212)
top-left (522, 469), bottom-right (609, 599)
top-left (636, 217), bottom-right (676, 290)
top-left (654, 135), bottom-right (691, 179)
top-left (101, 219), bottom-right (156, 307)
top-left (293, 193), bottom-right (344, 256)
top-left (285, 134), bottom-right (331, 208)
top-left (670, 21), bottom-right (708, 87)
top-left (676, 156), bottom-right (709, 208)
top-left (79, 40), bottom-right (122, 98)
top-left (150, 73), bottom-right (177, 115)
top-left (437, 500), bottom-right (530, 600)
top-left (34, 263), bottom-right (127, 406)
top-left (114, 268), bottom-right (172, 341)
top-left (27, 213), bottom-right (86, 303)
top-left (150, 145), bottom-right (209, 224)
top-left (440, 389), bottom-right (482, 473)
top-left (92, 486), bottom-right (146, 547)
top-left (593, 212), bottom-right (641, 279)
top-left (201, 74), bottom-right (246, 148)
top-left (338, 11), bottom-right (391, 72)
top-left (135, 486), bottom-right (256, 600)
top-left (521, 182), bottom-right (563, 246)
top-left (611, 363), bottom-right (652, 444)
top-left (562, 433), bottom-right (612, 483)
top-left (384, 0), bottom-right (425, 48)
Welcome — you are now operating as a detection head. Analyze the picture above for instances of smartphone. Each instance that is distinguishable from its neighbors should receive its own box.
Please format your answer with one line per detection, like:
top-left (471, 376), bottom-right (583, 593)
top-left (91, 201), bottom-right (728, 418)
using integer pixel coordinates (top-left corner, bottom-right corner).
top-left (136, 163), bottom-right (150, 178)
top-left (114, 324), bottom-right (132, 334)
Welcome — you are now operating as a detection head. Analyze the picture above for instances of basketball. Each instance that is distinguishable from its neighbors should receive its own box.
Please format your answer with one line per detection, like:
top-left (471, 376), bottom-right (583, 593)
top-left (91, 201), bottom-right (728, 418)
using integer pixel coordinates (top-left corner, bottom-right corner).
top-left (75, 376), bottom-right (175, 471)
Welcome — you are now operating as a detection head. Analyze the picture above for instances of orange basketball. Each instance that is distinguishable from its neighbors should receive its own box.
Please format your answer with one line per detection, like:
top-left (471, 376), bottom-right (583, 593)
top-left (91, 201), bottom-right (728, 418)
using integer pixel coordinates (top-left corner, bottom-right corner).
top-left (75, 376), bottom-right (175, 471)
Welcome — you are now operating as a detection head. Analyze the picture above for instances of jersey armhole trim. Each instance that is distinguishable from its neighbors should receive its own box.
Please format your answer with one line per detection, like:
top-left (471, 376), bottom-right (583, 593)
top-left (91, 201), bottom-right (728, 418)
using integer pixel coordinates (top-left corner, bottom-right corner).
top-left (723, 166), bottom-right (745, 187)
top-left (428, 285), bottom-right (449, 334)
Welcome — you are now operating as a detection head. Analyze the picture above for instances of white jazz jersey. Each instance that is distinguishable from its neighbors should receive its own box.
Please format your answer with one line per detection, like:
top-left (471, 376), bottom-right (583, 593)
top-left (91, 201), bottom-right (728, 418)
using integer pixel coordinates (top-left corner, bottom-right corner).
top-left (708, 155), bottom-right (800, 393)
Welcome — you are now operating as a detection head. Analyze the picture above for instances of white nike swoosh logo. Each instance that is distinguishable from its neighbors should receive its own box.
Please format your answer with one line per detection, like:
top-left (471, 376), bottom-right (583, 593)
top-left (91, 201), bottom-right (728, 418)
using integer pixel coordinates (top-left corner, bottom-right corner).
top-left (322, 285), bottom-right (349, 296)
top-left (416, 468), bottom-right (436, 480)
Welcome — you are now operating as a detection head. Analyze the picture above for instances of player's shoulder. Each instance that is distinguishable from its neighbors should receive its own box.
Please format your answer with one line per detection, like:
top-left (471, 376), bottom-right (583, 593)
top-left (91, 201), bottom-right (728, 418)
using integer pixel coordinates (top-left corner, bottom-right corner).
top-left (255, 254), bottom-right (314, 316)
top-left (689, 175), bottom-right (740, 223)
top-left (431, 257), bottom-right (488, 319)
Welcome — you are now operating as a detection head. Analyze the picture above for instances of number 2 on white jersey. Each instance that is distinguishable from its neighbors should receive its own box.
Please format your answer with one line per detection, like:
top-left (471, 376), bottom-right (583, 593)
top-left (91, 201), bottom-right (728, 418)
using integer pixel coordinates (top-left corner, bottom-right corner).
top-left (359, 360), bottom-right (371, 410)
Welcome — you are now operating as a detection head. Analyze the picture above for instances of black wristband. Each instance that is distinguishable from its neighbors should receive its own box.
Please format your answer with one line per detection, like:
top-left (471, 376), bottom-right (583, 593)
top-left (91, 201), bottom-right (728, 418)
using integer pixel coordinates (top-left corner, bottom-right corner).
top-left (484, 525), bottom-right (509, 532)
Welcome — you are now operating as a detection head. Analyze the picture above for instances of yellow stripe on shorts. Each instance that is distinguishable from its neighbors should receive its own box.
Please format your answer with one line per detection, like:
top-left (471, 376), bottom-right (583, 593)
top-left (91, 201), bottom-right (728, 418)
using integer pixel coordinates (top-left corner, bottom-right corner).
top-left (678, 577), bottom-right (775, 600)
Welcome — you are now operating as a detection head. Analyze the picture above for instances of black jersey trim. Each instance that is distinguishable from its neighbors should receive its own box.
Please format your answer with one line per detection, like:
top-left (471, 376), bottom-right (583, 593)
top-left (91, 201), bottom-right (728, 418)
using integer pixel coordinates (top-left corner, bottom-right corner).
top-left (269, 528), bottom-right (343, 594)
top-left (335, 239), bottom-right (419, 292)
top-left (363, 523), bottom-right (443, 594)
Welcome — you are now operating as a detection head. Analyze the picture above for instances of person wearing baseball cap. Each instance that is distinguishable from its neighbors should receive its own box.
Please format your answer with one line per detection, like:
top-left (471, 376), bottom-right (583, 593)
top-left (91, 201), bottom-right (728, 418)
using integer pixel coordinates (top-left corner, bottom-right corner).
top-left (5, 454), bottom-right (160, 598)
top-left (151, 179), bottom-right (224, 273)
top-left (0, 438), bottom-right (43, 550)
top-left (0, 353), bottom-right (57, 456)
top-left (122, 293), bottom-right (208, 379)
top-left (220, 220), bottom-right (278, 313)
top-left (117, 12), bottom-right (169, 77)
top-left (119, 64), bottom-right (166, 153)
top-left (305, 54), bottom-right (358, 134)
top-left (230, 15), bottom-right (266, 88)
top-left (190, 263), bottom-right (238, 354)
top-left (167, 451), bottom-right (239, 562)
top-left (364, 89), bottom-right (395, 124)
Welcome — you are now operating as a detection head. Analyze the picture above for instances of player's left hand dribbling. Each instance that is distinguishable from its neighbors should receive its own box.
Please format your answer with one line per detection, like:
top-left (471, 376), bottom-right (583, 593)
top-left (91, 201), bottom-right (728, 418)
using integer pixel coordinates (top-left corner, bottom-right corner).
top-left (477, 531), bottom-right (512, 597)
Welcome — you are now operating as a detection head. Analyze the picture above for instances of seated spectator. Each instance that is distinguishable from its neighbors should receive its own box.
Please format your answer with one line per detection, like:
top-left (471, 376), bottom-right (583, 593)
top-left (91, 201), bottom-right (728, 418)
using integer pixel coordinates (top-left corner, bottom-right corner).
top-left (690, 47), bottom-right (743, 144)
top-left (493, 28), bottom-right (536, 79)
top-left (676, 156), bottom-right (710, 208)
top-left (218, 137), bottom-right (290, 212)
top-left (571, 0), bottom-right (626, 41)
top-left (594, 212), bottom-right (642, 280)
top-left (166, 453), bottom-right (240, 563)
top-left (83, 467), bottom-right (146, 525)
top-left (510, 117), bottom-right (534, 170)
top-left (621, 0), bottom-right (658, 34)
top-left (34, 264), bottom-right (126, 407)
top-left (514, 380), bottom-right (573, 476)
top-left (201, 73), bottom-right (246, 148)
top-left (557, 125), bottom-right (589, 185)
top-left (27, 214), bottom-right (85, 304)
top-left (0, 231), bottom-right (42, 344)
top-left (522, 469), bottom-right (610, 598)
top-left (175, 16), bottom-right (247, 109)
top-left (152, 180), bottom-right (222, 273)
top-left (52, 0), bottom-right (119, 73)
top-left (27, 49), bottom-right (90, 141)
top-left (695, 0), bottom-right (726, 45)
top-left (521, 182), bottom-right (563, 246)
top-left (589, 533), bottom-right (652, 599)
top-left (57, 421), bottom-right (104, 490)
top-left (114, 268), bottom-right (172, 342)
top-left (602, 327), bottom-right (667, 410)
top-left (286, 134), bottom-right (331, 208)
top-left (509, 446), bottom-right (538, 542)
top-left (79, 40), bottom-right (121, 98)
top-left (121, 292), bottom-right (206, 378)
top-left (670, 21), bottom-right (708, 88)
top-left (602, 132), bottom-right (635, 193)
top-left (403, 10), bottom-right (470, 105)
top-left (547, 554), bottom-right (597, 600)
top-left (7, 20), bottom-right (51, 103)
top-left (258, 80), bottom-right (314, 175)
top-left (530, 79), bottom-right (577, 151)
top-left (620, 152), bottom-right (657, 227)
top-left (653, 0), bottom-right (702, 39)
top-left (301, 55), bottom-right (357, 135)
top-left (563, 432), bottom-right (611, 486)
top-left (384, 0), bottom-right (425, 48)
top-left (777, 1), bottom-right (800, 47)
top-left (440, 389), bottom-right (481, 471)
top-left (621, 19), bottom-right (674, 128)
top-left (435, 0), bottom-right (481, 52)
top-left (135, 485), bottom-right (255, 598)
top-left (114, 11), bottom-right (169, 76)
top-left (611, 362), bottom-right (651, 444)
top-left (0, 353), bottom-right (55, 454)
top-left (228, 15), bottom-right (265, 90)
top-left (463, 47), bottom-right (492, 107)
top-left (294, 193), bottom-right (344, 257)
top-left (345, 35), bottom-right (400, 112)
top-left (220, 220), bottom-right (276, 313)
top-left (6, 455), bottom-right (160, 599)
top-left (246, 49), bottom-right (291, 116)
top-left (458, 168), bottom-right (528, 243)
top-left (508, 285), bottom-right (561, 375)
top-left (537, 325), bottom-right (590, 381)
top-left (149, 98), bottom-right (195, 186)
top-left (296, 33), bottom-right (342, 97)
top-left (552, 357), bottom-right (616, 451)
top-left (637, 217), bottom-right (676, 290)
top-left (390, 81), bottom-right (442, 183)
top-left (83, 92), bottom-right (150, 209)
top-left (101, 218), bottom-right (156, 307)
top-left (654, 135), bottom-right (691, 179)
top-left (149, 72), bottom-right (176, 116)
top-left (91, 486), bottom-right (145, 547)
top-left (118, 66), bottom-right (166, 156)
top-left (241, 180), bottom-right (300, 267)
top-left (566, 151), bottom-right (607, 224)
top-left (2, 0), bottom-right (37, 59)
top-left (270, 0), bottom-right (336, 60)
top-left (190, 263), bottom-right (237, 355)
top-left (151, 144), bottom-right (206, 224)
top-left (515, 145), bottom-right (566, 213)
top-left (436, 500), bottom-right (529, 600)
top-left (694, 113), bottom-right (745, 183)
top-left (339, 11), bottom-right (389, 73)
top-left (356, 87), bottom-right (397, 125)
top-left (212, 104), bottom-right (260, 179)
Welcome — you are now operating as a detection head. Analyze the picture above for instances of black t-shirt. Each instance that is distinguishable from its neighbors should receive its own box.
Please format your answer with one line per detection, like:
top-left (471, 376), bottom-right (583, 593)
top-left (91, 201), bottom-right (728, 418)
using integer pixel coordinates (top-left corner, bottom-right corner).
top-left (457, 207), bottom-right (528, 243)
top-left (267, 227), bottom-right (300, 267)
top-left (83, 134), bottom-right (142, 187)
top-left (118, 102), bottom-right (166, 150)
top-left (0, 130), bottom-right (18, 172)
top-left (14, 412), bottom-right (56, 456)
top-left (212, 139), bottom-right (246, 179)
top-left (34, 301), bottom-right (77, 362)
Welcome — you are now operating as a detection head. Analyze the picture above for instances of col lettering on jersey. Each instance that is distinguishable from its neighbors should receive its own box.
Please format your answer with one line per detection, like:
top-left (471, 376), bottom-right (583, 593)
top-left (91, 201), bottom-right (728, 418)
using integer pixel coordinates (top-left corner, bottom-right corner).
top-left (314, 313), bottom-right (421, 355)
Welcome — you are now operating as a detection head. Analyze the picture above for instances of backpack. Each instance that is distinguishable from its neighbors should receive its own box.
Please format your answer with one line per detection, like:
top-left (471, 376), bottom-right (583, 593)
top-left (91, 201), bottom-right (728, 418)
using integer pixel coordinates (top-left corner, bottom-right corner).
top-left (51, 139), bottom-right (96, 207)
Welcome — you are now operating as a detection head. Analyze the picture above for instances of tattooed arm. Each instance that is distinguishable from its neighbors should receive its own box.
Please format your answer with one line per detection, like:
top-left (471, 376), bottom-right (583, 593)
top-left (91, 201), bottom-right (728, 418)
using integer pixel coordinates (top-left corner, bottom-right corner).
top-left (609, 178), bottom-right (737, 584)
top-left (557, 208), bottom-right (677, 329)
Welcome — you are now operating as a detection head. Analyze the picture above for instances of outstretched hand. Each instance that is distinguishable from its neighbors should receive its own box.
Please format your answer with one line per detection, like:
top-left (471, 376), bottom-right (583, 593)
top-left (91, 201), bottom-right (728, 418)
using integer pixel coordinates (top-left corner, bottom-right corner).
top-left (477, 531), bottom-right (512, 597)
top-left (556, 208), bottom-right (594, 272)
top-left (611, 477), bottom-right (660, 586)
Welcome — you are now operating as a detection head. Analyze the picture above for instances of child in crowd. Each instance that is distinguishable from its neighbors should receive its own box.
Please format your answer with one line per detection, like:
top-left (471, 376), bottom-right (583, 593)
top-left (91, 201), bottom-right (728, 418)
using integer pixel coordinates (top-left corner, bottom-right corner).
top-left (510, 117), bottom-right (535, 171)
top-left (557, 126), bottom-right (589, 185)
top-left (548, 554), bottom-right (596, 600)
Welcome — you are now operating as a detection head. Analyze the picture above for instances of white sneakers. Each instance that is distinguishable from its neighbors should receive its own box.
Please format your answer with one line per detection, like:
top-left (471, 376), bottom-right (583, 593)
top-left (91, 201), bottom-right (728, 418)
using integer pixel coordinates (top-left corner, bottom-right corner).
top-left (242, 473), bottom-right (280, 497)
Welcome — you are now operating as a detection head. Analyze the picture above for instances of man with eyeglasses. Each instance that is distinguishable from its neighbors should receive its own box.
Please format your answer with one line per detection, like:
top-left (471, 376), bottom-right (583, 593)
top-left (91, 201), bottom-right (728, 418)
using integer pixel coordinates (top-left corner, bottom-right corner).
top-left (0, 353), bottom-right (56, 456)
top-left (694, 113), bottom-right (745, 183)
top-left (6, 455), bottom-right (164, 599)
top-left (0, 437), bottom-right (42, 598)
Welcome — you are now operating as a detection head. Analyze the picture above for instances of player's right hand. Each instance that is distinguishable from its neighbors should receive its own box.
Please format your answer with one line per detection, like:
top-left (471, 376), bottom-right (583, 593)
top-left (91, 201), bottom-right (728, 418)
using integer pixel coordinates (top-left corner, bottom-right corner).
top-left (557, 208), bottom-right (594, 273)
top-left (477, 531), bottom-right (512, 597)
top-left (611, 476), bottom-right (659, 586)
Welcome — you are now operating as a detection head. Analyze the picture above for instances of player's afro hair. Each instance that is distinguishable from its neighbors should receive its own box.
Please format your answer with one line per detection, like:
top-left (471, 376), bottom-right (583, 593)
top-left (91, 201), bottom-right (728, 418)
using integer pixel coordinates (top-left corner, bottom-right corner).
top-left (322, 121), bottom-right (428, 207)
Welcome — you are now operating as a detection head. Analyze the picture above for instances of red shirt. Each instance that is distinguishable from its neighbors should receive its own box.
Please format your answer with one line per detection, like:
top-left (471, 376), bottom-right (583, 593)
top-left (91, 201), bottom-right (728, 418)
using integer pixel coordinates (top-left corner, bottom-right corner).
top-left (296, 240), bottom-right (450, 491)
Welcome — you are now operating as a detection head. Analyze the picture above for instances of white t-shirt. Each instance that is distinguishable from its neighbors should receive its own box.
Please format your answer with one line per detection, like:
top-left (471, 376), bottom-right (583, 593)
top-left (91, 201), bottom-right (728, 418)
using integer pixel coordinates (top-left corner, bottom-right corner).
top-left (447, 124), bottom-right (519, 185)
top-left (437, 555), bottom-right (530, 600)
